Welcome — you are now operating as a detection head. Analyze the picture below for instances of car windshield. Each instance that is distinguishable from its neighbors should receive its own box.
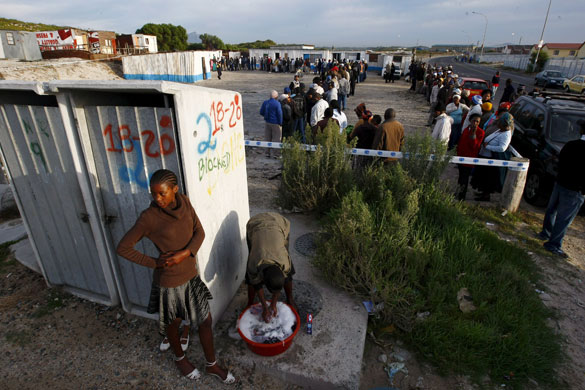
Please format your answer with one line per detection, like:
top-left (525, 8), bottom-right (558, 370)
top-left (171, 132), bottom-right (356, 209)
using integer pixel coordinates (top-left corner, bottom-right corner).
top-left (547, 71), bottom-right (563, 77)
top-left (550, 113), bottom-right (585, 143)
top-left (464, 81), bottom-right (487, 90)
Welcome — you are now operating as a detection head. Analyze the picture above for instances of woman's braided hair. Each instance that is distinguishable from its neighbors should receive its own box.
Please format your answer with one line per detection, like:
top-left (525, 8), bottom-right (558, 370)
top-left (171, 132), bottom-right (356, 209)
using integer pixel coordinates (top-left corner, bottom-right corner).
top-left (149, 169), bottom-right (178, 187)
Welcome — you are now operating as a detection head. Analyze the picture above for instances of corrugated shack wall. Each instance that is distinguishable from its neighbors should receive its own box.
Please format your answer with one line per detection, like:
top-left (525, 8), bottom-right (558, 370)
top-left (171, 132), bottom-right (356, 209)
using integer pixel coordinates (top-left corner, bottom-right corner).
top-left (79, 105), bottom-right (182, 315)
top-left (0, 80), bottom-right (250, 324)
top-left (0, 82), bottom-right (119, 305)
top-left (123, 51), bottom-right (221, 83)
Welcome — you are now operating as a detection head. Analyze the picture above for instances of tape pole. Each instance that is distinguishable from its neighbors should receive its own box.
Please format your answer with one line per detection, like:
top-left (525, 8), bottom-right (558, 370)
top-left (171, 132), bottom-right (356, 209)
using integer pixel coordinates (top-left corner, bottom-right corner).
top-left (244, 140), bottom-right (529, 171)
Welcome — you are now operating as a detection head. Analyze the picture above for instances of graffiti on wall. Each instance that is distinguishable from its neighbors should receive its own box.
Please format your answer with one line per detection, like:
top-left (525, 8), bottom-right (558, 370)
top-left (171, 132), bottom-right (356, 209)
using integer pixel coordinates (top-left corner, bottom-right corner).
top-left (88, 32), bottom-right (100, 54)
top-left (22, 118), bottom-right (50, 171)
top-left (196, 94), bottom-right (244, 195)
top-left (35, 30), bottom-right (75, 51)
top-left (102, 115), bottom-right (176, 189)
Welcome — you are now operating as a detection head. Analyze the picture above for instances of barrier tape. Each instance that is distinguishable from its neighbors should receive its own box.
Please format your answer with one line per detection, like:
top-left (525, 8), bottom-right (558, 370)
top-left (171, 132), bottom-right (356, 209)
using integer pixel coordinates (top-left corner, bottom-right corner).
top-left (244, 140), bottom-right (529, 171)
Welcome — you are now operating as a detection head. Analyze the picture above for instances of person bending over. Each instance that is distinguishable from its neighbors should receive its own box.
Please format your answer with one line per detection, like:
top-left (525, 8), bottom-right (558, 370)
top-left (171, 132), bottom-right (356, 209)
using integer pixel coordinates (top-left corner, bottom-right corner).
top-left (245, 212), bottom-right (296, 323)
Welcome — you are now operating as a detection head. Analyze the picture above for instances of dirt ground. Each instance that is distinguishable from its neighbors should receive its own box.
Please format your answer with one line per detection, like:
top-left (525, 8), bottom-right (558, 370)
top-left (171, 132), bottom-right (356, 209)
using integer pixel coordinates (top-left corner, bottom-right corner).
top-left (0, 60), bottom-right (584, 390)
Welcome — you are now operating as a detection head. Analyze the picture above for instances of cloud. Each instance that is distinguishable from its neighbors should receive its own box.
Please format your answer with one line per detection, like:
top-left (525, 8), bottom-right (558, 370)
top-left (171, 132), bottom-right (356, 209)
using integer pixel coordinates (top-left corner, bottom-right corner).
top-left (1, 0), bottom-right (583, 46)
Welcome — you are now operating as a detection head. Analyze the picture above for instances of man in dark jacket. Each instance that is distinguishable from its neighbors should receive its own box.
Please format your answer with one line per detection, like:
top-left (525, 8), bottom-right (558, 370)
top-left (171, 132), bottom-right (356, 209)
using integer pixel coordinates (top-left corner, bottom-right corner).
top-left (499, 78), bottom-right (515, 104)
top-left (537, 120), bottom-right (585, 258)
top-left (292, 85), bottom-right (307, 142)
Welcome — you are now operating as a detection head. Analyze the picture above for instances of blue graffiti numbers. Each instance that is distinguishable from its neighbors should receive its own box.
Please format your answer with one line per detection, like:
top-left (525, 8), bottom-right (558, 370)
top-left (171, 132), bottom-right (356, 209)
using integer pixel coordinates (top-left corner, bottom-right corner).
top-left (118, 139), bottom-right (149, 189)
top-left (197, 113), bottom-right (217, 155)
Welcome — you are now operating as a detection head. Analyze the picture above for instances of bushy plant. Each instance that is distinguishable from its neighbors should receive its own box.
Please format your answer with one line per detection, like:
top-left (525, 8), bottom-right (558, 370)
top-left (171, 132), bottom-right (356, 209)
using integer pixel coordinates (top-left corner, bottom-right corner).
top-left (278, 123), bottom-right (355, 212)
top-left (400, 130), bottom-right (452, 186)
top-left (280, 128), bottom-right (561, 387)
top-left (315, 167), bottom-right (560, 387)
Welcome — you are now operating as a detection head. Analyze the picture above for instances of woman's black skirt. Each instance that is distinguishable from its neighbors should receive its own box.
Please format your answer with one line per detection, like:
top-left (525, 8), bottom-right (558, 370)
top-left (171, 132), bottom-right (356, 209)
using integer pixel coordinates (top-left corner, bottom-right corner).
top-left (147, 276), bottom-right (213, 335)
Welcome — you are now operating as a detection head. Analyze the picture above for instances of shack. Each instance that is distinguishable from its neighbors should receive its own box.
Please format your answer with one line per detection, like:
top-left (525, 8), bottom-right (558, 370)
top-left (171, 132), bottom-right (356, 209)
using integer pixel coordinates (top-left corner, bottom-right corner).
top-left (0, 30), bottom-right (42, 61)
top-left (116, 34), bottom-right (158, 55)
top-left (0, 80), bottom-right (249, 323)
top-left (122, 51), bottom-right (222, 82)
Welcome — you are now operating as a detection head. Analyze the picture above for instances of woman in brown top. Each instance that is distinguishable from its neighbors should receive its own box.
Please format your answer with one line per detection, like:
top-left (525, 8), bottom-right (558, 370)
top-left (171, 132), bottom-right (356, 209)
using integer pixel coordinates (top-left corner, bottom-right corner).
top-left (117, 169), bottom-right (235, 384)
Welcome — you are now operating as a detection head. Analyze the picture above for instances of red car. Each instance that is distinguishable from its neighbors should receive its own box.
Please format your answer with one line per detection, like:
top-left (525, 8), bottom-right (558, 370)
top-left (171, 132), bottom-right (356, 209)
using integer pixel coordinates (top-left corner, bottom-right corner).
top-left (460, 77), bottom-right (489, 98)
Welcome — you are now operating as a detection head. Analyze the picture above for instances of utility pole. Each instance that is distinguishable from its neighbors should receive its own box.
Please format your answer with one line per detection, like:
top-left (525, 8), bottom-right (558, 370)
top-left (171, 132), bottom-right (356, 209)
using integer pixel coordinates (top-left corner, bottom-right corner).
top-left (534, 0), bottom-right (552, 68)
top-left (472, 11), bottom-right (488, 59)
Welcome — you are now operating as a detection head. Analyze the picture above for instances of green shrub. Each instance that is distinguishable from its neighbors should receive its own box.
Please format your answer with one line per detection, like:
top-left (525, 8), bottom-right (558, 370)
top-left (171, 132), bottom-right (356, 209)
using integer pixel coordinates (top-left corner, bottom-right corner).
top-left (400, 130), bottom-right (452, 186)
top-left (314, 166), bottom-right (560, 388)
top-left (279, 128), bottom-right (561, 387)
top-left (278, 123), bottom-right (355, 212)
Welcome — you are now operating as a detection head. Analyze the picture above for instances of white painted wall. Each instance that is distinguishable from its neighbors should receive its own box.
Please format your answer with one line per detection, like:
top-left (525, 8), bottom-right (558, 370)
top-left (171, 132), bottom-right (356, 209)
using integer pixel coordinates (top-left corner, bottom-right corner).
top-left (172, 84), bottom-right (249, 325)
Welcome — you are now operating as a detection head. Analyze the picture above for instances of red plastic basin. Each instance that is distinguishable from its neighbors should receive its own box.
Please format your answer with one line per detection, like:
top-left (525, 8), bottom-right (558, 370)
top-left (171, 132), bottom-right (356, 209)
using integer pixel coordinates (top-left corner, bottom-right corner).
top-left (237, 302), bottom-right (300, 356)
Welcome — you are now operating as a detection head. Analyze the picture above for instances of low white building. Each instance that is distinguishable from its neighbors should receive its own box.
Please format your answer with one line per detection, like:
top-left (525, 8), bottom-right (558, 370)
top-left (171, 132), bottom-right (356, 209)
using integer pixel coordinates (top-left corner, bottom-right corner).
top-left (248, 45), bottom-right (368, 68)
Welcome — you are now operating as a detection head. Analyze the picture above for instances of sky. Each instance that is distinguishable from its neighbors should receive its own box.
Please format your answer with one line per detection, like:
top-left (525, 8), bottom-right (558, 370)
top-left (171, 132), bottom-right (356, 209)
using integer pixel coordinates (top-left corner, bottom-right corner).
top-left (2, 0), bottom-right (585, 47)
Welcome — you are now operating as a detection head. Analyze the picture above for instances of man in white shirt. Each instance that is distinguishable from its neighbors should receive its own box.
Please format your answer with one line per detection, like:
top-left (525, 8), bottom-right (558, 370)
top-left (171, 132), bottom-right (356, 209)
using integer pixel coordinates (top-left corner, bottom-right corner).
top-left (330, 100), bottom-right (347, 133)
top-left (431, 103), bottom-right (453, 144)
top-left (310, 93), bottom-right (329, 127)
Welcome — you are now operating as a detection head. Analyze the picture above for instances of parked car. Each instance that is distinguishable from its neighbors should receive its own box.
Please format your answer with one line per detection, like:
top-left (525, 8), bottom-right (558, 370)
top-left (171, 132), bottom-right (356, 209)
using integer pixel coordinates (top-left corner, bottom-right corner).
top-left (460, 77), bottom-right (489, 98)
top-left (510, 92), bottom-right (585, 205)
top-left (563, 75), bottom-right (585, 94)
top-left (534, 70), bottom-right (566, 88)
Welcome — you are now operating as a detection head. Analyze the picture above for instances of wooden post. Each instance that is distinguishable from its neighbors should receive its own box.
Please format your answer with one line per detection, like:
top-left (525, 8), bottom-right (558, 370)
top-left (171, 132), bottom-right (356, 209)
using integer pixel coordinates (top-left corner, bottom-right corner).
top-left (500, 157), bottom-right (530, 213)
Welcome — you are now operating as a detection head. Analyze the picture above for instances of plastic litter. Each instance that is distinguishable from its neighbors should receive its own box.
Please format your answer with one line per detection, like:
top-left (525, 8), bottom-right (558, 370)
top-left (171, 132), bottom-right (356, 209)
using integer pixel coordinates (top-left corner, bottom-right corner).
top-left (384, 362), bottom-right (408, 385)
top-left (457, 287), bottom-right (476, 313)
top-left (363, 301), bottom-right (384, 315)
top-left (238, 302), bottom-right (296, 344)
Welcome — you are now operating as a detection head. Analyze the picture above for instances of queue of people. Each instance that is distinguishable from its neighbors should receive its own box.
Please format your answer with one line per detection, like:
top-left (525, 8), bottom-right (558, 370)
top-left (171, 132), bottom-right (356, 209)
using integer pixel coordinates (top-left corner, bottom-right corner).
top-left (260, 65), bottom-right (365, 149)
top-left (407, 61), bottom-right (525, 202)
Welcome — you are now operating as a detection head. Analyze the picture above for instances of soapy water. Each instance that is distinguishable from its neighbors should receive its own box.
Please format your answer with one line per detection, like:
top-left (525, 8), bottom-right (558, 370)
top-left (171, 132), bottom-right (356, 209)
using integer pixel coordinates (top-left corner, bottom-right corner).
top-left (238, 302), bottom-right (297, 344)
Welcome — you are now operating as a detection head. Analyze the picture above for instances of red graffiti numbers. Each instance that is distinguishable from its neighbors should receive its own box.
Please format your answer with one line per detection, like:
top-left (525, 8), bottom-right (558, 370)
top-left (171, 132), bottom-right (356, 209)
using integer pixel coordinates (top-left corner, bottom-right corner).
top-left (119, 125), bottom-right (134, 152)
top-left (103, 124), bottom-right (123, 152)
top-left (159, 133), bottom-right (175, 155)
top-left (141, 130), bottom-right (159, 158)
top-left (103, 124), bottom-right (176, 158)
top-left (159, 115), bottom-right (172, 128)
top-left (209, 94), bottom-right (243, 136)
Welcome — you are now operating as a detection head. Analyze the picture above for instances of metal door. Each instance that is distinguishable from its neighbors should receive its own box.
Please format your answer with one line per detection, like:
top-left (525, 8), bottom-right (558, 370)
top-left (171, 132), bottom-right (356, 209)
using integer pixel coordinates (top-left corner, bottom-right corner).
top-left (0, 104), bottom-right (113, 301)
top-left (82, 106), bottom-right (181, 314)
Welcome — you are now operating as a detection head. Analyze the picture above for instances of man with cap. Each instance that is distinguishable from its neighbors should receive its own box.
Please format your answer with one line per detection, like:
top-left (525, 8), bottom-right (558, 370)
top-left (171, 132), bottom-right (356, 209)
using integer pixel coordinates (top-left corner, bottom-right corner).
top-left (279, 88), bottom-right (294, 139)
top-left (537, 120), bottom-right (585, 258)
top-left (246, 212), bottom-right (296, 322)
top-left (310, 92), bottom-right (329, 129)
top-left (446, 93), bottom-right (469, 149)
top-left (259, 90), bottom-right (283, 158)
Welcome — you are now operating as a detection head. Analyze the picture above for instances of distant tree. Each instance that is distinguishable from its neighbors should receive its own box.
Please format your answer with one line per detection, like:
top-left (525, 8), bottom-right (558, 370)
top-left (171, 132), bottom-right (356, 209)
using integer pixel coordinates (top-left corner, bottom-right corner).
top-left (199, 33), bottom-right (226, 50)
top-left (187, 42), bottom-right (204, 51)
top-left (136, 23), bottom-right (188, 52)
top-left (529, 50), bottom-right (550, 72)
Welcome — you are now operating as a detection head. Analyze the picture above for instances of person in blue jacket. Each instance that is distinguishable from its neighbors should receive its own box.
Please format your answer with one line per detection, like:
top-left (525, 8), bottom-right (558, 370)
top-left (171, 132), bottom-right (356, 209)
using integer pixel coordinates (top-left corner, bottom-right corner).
top-left (260, 90), bottom-right (283, 158)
